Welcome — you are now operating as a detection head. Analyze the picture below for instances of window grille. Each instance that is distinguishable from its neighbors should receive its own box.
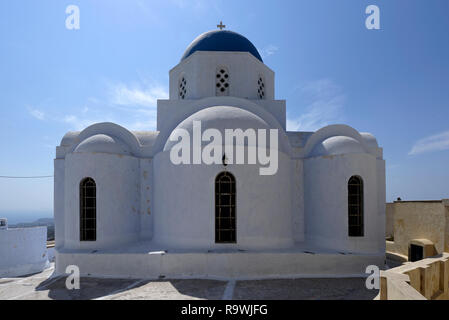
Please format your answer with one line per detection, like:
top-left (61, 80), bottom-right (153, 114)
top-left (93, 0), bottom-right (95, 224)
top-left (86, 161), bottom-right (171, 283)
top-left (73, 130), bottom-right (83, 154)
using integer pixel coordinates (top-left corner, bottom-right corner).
top-left (179, 76), bottom-right (187, 99)
top-left (80, 177), bottom-right (96, 241)
top-left (216, 67), bottom-right (229, 96)
top-left (257, 76), bottom-right (265, 99)
top-left (215, 171), bottom-right (236, 243)
top-left (348, 176), bottom-right (364, 237)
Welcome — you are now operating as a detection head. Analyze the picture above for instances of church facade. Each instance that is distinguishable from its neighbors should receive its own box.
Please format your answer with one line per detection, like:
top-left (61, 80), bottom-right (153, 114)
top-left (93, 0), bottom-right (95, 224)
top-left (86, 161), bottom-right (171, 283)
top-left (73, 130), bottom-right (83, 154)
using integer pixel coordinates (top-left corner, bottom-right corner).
top-left (54, 29), bottom-right (386, 279)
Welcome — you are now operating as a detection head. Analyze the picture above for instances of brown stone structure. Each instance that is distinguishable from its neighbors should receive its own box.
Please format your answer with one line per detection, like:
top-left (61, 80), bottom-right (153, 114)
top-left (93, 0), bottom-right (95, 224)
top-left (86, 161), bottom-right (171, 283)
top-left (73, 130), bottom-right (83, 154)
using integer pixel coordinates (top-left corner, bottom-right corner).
top-left (386, 199), bottom-right (449, 262)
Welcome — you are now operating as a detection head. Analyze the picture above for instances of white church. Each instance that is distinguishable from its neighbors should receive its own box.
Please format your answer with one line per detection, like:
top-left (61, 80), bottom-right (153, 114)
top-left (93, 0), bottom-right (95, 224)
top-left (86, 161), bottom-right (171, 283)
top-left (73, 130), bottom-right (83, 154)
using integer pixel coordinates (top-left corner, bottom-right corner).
top-left (54, 27), bottom-right (386, 279)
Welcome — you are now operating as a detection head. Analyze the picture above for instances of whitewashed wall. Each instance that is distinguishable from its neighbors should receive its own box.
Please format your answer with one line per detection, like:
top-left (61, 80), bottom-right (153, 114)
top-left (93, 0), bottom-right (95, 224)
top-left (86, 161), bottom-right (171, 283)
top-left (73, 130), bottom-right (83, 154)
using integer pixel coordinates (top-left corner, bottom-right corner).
top-left (304, 153), bottom-right (384, 253)
top-left (169, 51), bottom-right (274, 101)
top-left (0, 227), bottom-right (49, 277)
top-left (63, 152), bottom-right (141, 250)
top-left (139, 158), bottom-right (154, 241)
top-left (153, 149), bottom-right (293, 250)
top-left (52, 36), bottom-right (387, 279)
top-left (54, 158), bottom-right (65, 249)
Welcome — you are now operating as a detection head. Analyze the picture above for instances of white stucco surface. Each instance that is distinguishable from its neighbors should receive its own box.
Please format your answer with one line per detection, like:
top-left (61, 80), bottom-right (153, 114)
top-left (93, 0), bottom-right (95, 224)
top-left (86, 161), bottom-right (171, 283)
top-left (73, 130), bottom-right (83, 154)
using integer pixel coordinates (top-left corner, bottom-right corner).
top-left (0, 227), bottom-right (49, 277)
top-left (64, 152), bottom-right (141, 250)
top-left (55, 245), bottom-right (384, 280)
top-left (169, 51), bottom-right (274, 101)
top-left (304, 153), bottom-right (384, 253)
top-left (152, 150), bottom-right (293, 249)
top-left (53, 29), bottom-right (386, 278)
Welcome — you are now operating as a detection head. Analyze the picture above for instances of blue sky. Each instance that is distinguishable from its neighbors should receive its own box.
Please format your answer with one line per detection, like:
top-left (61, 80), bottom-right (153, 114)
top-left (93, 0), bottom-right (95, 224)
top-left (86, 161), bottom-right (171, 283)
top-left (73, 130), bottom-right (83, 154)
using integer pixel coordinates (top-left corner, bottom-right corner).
top-left (1, 0), bottom-right (448, 222)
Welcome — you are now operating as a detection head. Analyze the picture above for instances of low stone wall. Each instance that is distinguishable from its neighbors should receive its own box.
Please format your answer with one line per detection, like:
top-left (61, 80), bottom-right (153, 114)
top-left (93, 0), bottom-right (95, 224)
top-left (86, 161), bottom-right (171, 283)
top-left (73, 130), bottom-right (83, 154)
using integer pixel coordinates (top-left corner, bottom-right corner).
top-left (0, 227), bottom-right (49, 277)
top-left (386, 200), bottom-right (449, 259)
top-left (380, 253), bottom-right (449, 300)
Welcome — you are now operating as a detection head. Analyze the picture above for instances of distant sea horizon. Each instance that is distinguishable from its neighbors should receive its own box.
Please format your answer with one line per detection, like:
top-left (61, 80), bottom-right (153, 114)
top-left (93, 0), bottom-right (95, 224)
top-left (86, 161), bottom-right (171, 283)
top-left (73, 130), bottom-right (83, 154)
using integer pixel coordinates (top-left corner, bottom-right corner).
top-left (0, 211), bottom-right (53, 224)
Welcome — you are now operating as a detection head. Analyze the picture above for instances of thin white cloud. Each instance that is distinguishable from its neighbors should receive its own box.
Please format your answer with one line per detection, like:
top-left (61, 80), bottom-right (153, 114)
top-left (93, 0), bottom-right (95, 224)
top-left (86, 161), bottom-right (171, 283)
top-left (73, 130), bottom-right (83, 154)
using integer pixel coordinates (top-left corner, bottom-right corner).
top-left (167, 0), bottom-right (220, 13)
top-left (110, 82), bottom-right (168, 109)
top-left (127, 120), bottom-right (157, 131)
top-left (260, 45), bottom-right (278, 59)
top-left (287, 79), bottom-right (345, 132)
top-left (168, 0), bottom-right (194, 9)
top-left (28, 108), bottom-right (45, 120)
top-left (135, 0), bottom-right (220, 20)
top-left (62, 115), bottom-right (158, 132)
top-left (62, 115), bottom-right (108, 131)
top-left (409, 130), bottom-right (449, 155)
top-left (27, 79), bottom-right (167, 132)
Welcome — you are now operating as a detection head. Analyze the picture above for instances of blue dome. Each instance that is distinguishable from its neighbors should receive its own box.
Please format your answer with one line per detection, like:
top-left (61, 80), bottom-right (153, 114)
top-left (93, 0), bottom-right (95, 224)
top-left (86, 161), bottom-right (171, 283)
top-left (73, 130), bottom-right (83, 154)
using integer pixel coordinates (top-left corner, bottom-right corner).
top-left (181, 30), bottom-right (263, 62)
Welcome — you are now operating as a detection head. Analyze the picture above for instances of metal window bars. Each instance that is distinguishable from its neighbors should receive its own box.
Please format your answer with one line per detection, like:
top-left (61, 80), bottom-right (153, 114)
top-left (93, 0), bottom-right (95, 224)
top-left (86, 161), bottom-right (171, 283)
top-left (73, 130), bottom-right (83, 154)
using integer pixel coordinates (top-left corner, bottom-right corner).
top-left (215, 171), bottom-right (236, 243)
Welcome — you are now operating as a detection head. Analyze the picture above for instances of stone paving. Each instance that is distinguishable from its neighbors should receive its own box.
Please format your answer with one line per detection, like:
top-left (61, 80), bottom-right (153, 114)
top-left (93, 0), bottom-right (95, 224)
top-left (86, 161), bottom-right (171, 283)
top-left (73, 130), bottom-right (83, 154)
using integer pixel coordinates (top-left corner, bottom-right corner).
top-left (0, 264), bottom-right (378, 300)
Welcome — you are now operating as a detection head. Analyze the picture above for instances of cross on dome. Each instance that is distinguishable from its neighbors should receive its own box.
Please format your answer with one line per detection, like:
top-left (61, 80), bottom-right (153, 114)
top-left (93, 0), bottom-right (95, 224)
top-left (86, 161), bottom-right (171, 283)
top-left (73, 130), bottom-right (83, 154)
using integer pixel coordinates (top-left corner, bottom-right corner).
top-left (217, 21), bottom-right (226, 30)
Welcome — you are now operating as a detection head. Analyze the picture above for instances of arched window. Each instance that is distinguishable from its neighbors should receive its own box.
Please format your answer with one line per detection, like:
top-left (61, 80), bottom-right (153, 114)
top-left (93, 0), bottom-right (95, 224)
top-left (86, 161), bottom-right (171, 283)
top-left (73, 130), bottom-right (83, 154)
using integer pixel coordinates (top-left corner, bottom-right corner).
top-left (80, 177), bottom-right (96, 241)
top-left (179, 75), bottom-right (187, 100)
top-left (215, 171), bottom-right (236, 243)
top-left (257, 75), bottom-right (265, 99)
top-left (216, 67), bottom-right (229, 96)
top-left (348, 176), bottom-right (364, 237)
